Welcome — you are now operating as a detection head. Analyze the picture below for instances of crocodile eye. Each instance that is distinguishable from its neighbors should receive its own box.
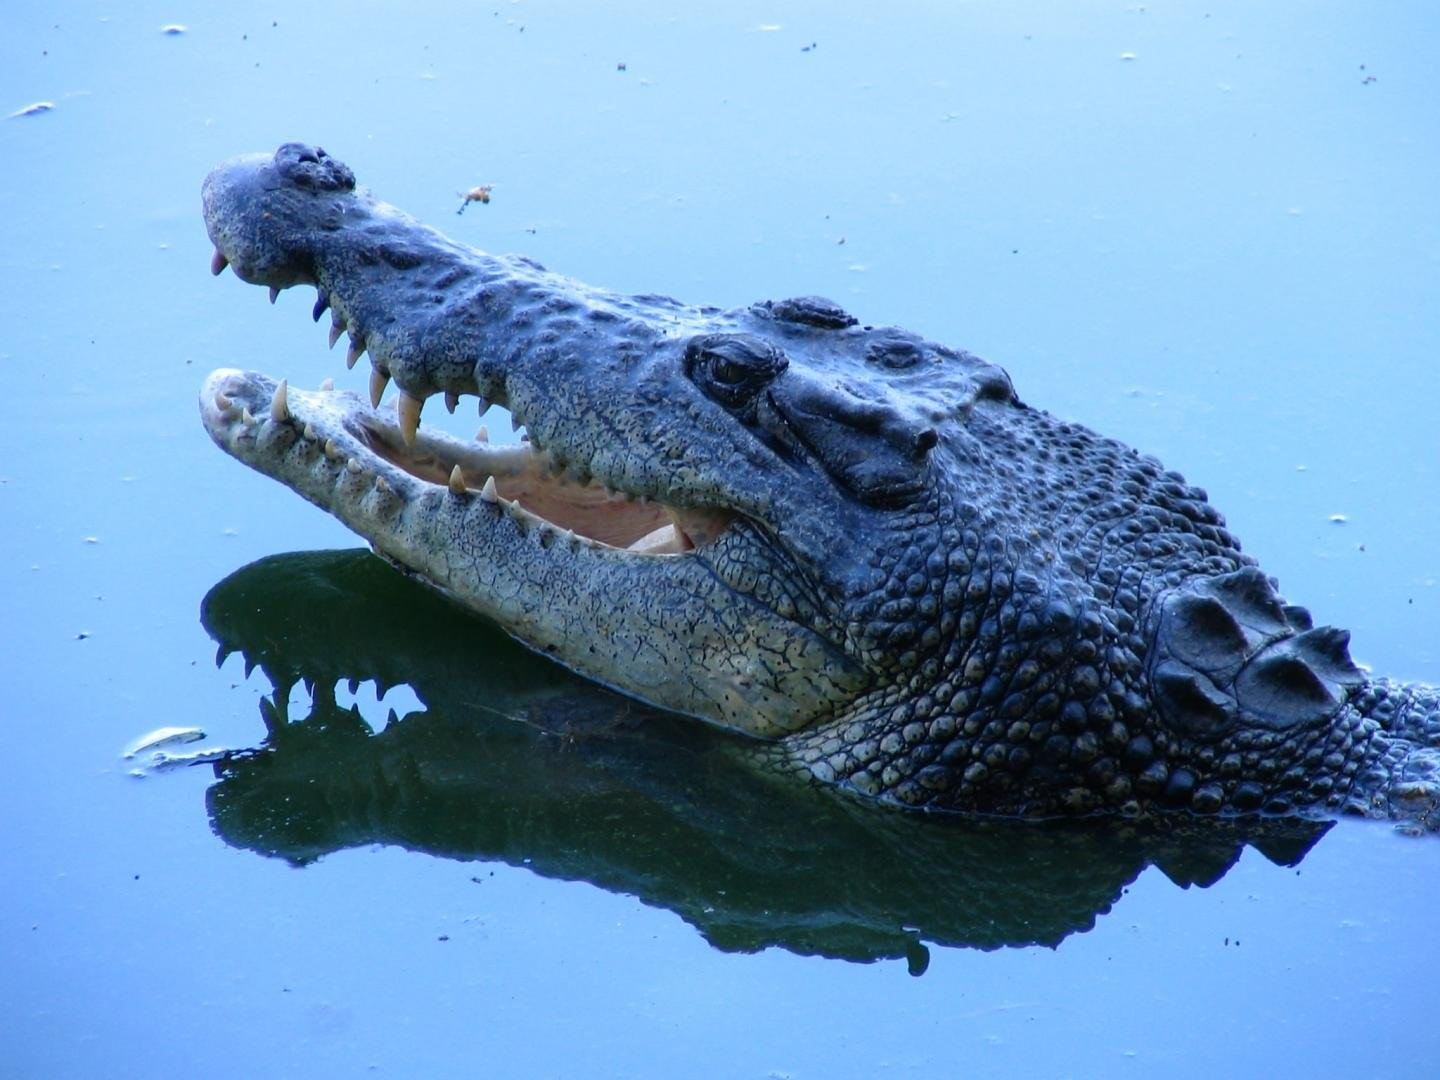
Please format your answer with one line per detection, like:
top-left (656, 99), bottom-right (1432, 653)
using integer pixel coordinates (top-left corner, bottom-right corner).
top-left (685, 334), bottom-right (788, 409)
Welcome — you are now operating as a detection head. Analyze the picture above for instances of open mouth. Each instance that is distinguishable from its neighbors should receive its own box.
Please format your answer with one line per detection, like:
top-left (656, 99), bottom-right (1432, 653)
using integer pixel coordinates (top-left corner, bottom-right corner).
top-left (201, 256), bottom-right (735, 561)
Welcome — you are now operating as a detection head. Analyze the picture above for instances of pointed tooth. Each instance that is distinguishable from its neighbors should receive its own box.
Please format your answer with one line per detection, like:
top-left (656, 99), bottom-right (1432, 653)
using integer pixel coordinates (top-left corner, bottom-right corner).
top-left (303, 423), bottom-right (317, 440)
top-left (210, 249), bottom-right (229, 276)
top-left (324, 438), bottom-right (341, 460)
top-left (511, 413), bottom-right (523, 433)
top-left (480, 475), bottom-right (499, 503)
top-left (268, 286), bottom-right (280, 304)
top-left (346, 338), bottom-right (365, 369)
top-left (214, 390), bottom-right (233, 412)
top-left (477, 396), bottom-right (491, 418)
top-left (448, 464), bottom-right (467, 495)
top-left (369, 368), bottom-right (390, 408)
top-left (312, 290), bottom-right (329, 322)
top-left (241, 406), bottom-right (257, 426)
top-left (397, 392), bottom-right (422, 447)
top-left (270, 379), bottom-right (290, 423)
top-left (444, 390), bottom-right (459, 414)
top-left (375, 475), bottom-right (391, 494)
top-left (476, 425), bottom-right (490, 443)
top-left (346, 457), bottom-right (362, 475)
top-left (328, 321), bottom-right (345, 349)
top-left (319, 377), bottom-right (334, 391)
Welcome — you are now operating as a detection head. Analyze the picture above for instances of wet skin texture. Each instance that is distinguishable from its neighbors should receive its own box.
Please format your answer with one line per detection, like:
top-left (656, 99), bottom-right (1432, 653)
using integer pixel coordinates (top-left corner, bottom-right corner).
top-left (199, 143), bottom-right (1440, 830)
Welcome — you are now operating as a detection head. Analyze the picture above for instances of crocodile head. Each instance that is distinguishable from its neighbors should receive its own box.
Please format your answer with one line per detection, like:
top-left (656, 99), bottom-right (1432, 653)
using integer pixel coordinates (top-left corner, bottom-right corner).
top-left (201, 144), bottom-right (1440, 825)
top-left (200, 143), bottom-right (1025, 739)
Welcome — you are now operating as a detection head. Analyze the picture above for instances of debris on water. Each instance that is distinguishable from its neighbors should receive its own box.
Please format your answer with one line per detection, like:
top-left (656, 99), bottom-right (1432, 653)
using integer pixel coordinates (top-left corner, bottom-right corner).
top-left (1119, 51), bottom-right (1138, 61)
top-left (84, 536), bottom-right (100, 544)
top-left (1329, 513), bottom-right (1349, 524)
top-left (8, 102), bottom-right (55, 119)
top-left (617, 62), bottom-right (627, 72)
top-left (160, 24), bottom-right (187, 35)
top-left (122, 726), bottom-right (206, 760)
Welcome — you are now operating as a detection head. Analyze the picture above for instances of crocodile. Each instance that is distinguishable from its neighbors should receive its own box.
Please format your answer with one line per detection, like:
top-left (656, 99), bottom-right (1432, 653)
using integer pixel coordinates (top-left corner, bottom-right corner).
top-left (198, 142), bottom-right (1440, 830)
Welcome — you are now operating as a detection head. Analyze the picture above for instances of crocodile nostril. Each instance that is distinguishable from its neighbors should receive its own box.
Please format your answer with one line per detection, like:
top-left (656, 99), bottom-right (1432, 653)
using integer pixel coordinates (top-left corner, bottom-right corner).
top-left (914, 427), bottom-right (938, 455)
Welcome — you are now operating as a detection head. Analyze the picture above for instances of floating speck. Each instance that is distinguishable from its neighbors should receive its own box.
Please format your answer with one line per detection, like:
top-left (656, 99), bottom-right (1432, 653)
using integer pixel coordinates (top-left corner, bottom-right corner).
top-left (1329, 513), bottom-right (1349, 524)
top-left (758, 23), bottom-right (783, 32)
top-left (160, 24), bottom-right (187, 35)
top-left (1119, 51), bottom-right (1138, 61)
top-left (1295, 464), bottom-right (1308, 472)
top-left (83, 535), bottom-right (100, 544)
top-left (8, 101), bottom-right (55, 119)
top-left (77, 630), bottom-right (91, 640)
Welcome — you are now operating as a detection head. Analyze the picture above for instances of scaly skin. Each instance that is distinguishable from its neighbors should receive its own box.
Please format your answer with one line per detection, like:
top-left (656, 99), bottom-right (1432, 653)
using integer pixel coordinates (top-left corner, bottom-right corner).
top-left (199, 143), bottom-right (1440, 829)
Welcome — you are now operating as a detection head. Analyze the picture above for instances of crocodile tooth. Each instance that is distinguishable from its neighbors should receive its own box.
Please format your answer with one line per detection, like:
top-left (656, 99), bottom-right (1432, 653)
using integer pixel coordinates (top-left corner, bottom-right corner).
top-left (477, 396), bottom-right (491, 418)
top-left (444, 390), bottom-right (460, 414)
top-left (476, 425), bottom-right (490, 443)
top-left (303, 423), bottom-right (317, 440)
top-left (397, 392), bottom-right (423, 447)
top-left (312, 290), bottom-right (329, 322)
top-left (268, 286), bottom-right (280, 304)
top-left (241, 406), bottom-right (257, 427)
top-left (511, 413), bottom-right (524, 433)
top-left (319, 377), bottom-right (335, 391)
top-left (448, 464), bottom-right (467, 495)
top-left (345, 457), bottom-right (362, 475)
top-left (210, 249), bottom-right (229, 276)
top-left (214, 390), bottom-right (234, 413)
top-left (369, 368), bottom-right (391, 408)
top-left (270, 379), bottom-right (290, 422)
top-left (374, 475), bottom-right (391, 494)
top-left (324, 438), bottom-right (341, 460)
top-left (328, 321), bottom-right (345, 349)
top-left (480, 475), bottom-right (499, 503)
top-left (346, 337), bottom-right (365, 369)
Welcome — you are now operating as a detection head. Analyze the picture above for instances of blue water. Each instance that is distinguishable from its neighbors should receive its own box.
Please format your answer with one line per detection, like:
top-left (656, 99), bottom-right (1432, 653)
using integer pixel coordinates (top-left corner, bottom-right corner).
top-left (2, 3), bottom-right (1436, 1076)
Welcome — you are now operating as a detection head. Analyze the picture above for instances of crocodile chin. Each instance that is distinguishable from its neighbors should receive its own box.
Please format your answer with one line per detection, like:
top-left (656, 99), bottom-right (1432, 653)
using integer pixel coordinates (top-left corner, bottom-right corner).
top-left (198, 365), bottom-right (859, 738)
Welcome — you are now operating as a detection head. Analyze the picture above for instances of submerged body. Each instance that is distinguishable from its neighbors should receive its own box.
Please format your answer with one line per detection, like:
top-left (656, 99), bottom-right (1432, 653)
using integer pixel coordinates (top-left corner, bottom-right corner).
top-left (199, 143), bottom-right (1440, 829)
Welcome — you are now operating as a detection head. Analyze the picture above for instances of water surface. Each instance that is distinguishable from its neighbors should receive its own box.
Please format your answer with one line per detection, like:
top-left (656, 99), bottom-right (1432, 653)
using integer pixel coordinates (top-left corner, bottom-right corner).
top-left (2, 3), bottom-right (1436, 1076)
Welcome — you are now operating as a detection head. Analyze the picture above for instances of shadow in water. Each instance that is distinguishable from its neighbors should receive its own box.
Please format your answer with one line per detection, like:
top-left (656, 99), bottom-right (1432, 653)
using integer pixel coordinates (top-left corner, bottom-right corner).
top-left (200, 550), bottom-right (1330, 970)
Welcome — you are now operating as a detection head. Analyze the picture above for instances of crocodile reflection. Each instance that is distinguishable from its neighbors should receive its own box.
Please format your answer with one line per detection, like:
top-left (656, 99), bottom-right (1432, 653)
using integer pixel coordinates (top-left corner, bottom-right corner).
top-left (201, 550), bottom-right (1329, 969)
